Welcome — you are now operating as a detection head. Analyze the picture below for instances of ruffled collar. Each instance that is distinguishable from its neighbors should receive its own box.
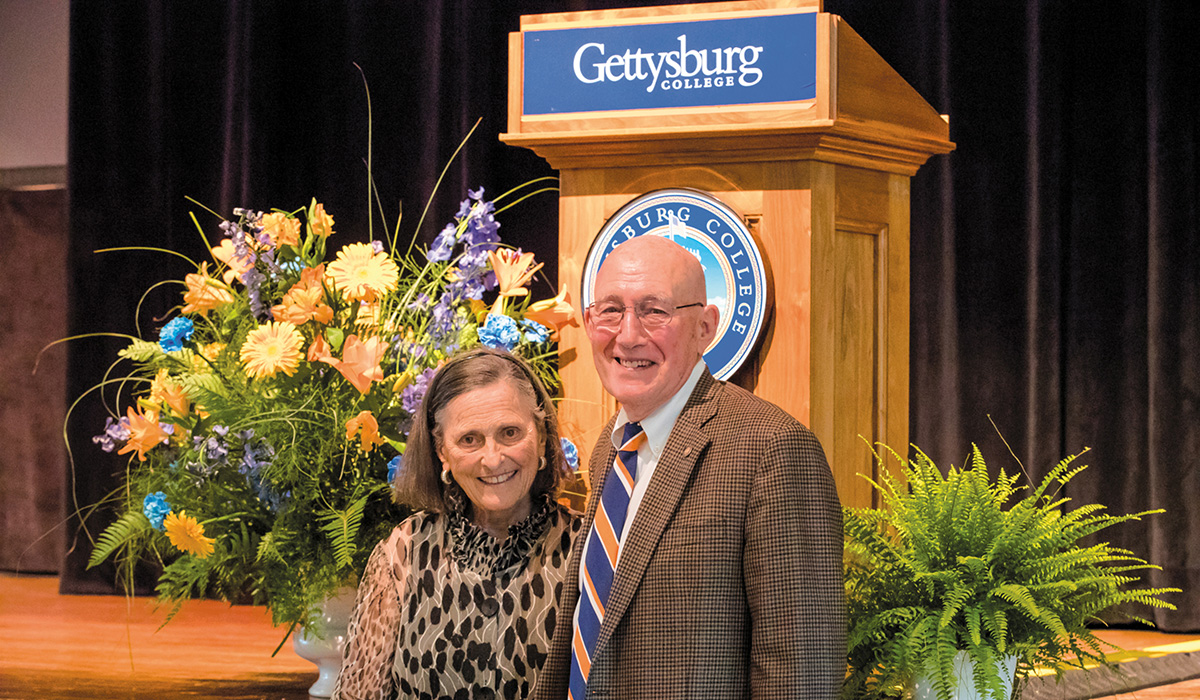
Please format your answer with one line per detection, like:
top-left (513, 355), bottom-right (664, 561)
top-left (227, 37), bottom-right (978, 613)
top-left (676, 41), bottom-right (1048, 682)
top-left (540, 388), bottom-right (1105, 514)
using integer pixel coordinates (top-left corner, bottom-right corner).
top-left (447, 495), bottom-right (559, 577)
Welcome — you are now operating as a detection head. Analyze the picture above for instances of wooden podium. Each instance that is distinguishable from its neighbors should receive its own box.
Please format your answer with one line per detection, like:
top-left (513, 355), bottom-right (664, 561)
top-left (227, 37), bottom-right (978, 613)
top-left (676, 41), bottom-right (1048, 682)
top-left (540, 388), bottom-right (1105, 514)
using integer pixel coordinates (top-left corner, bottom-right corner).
top-left (501, 0), bottom-right (953, 509)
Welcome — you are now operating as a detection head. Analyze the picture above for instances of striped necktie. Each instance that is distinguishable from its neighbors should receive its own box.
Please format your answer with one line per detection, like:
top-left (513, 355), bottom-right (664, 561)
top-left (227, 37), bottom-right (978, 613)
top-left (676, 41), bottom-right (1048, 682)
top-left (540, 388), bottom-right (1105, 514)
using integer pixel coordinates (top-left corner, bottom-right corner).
top-left (568, 421), bottom-right (645, 700)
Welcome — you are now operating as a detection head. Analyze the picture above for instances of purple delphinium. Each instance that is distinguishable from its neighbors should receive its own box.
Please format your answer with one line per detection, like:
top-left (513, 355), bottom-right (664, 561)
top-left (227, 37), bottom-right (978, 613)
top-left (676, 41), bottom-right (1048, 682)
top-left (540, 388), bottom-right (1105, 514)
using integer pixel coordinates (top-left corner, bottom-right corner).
top-left (237, 434), bottom-right (280, 511)
top-left (243, 267), bottom-right (271, 321)
top-left (194, 425), bottom-right (231, 472)
top-left (158, 317), bottom-right (195, 352)
top-left (407, 293), bottom-right (431, 312)
top-left (93, 416), bottom-right (131, 452)
top-left (429, 224), bottom-right (456, 263)
top-left (478, 314), bottom-right (520, 351)
top-left (142, 491), bottom-right (172, 531)
top-left (401, 368), bottom-right (436, 414)
top-left (430, 293), bottom-right (459, 341)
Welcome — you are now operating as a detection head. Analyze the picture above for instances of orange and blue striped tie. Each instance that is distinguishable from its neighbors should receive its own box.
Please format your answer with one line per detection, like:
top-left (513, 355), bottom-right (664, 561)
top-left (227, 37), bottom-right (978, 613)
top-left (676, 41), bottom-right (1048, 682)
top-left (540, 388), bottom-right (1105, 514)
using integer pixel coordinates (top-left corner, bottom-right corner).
top-left (568, 422), bottom-right (644, 700)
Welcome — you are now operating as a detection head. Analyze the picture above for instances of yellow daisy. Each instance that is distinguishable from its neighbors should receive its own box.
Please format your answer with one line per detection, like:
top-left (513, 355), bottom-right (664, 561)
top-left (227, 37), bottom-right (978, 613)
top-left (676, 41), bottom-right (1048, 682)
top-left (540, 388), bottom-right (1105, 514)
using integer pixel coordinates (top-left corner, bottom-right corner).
top-left (240, 321), bottom-right (304, 379)
top-left (164, 510), bottom-right (215, 558)
top-left (326, 243), bottom-right (399, 302)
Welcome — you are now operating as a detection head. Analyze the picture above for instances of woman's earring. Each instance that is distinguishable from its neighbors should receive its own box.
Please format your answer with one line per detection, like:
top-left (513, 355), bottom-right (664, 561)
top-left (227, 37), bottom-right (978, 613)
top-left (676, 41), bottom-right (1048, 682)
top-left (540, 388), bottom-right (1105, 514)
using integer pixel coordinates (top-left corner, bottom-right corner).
top-left (441, 469), bottom-right (453, 485)
top-left (539, 455), bottom-right (547, 470)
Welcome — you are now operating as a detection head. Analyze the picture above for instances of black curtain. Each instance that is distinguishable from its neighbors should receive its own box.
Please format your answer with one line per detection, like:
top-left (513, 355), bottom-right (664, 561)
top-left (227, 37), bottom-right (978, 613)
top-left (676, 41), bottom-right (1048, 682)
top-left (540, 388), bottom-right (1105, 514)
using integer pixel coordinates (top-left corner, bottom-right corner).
top-left (65, 1), bottom-right (1200, 630)
top-left (832, 0), bottom-right (1200, 631)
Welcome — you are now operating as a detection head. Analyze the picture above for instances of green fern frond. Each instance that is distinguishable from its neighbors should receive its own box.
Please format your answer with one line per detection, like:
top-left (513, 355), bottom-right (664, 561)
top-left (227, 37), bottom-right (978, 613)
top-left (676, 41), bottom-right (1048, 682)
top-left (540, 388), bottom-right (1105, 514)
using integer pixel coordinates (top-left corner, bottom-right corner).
top-left (317, 492), bottom-right (372, 570)
top-left (88, 511), bottom-right (150, 568)
top-left (117, 338), bottom-right (165, 362)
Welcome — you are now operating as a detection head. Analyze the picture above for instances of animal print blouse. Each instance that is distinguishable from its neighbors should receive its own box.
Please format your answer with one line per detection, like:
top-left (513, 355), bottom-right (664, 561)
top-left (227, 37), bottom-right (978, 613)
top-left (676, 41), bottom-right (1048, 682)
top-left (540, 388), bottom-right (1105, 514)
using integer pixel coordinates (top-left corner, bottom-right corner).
top-left (332, 497), bottom-right (581, 700)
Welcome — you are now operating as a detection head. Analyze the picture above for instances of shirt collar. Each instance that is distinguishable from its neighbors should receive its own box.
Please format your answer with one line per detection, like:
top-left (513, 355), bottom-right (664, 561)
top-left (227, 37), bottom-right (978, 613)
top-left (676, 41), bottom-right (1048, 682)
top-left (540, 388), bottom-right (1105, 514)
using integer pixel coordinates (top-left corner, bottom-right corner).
top-left (611, 360), bottom-right (707, 457)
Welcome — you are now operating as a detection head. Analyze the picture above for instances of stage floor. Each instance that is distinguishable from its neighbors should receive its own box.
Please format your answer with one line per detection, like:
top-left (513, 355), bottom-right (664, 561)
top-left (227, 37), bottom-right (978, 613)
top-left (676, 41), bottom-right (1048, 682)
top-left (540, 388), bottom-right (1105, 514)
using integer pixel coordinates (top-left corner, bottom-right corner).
top-left (2, 572), bottom-right (1198, 699)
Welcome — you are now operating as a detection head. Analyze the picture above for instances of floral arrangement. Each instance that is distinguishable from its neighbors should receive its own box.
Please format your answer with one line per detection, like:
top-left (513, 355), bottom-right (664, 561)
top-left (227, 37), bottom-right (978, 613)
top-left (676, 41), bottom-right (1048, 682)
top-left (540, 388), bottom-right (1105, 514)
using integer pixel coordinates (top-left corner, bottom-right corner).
top-left (84, 182), bottom-right (577, 633)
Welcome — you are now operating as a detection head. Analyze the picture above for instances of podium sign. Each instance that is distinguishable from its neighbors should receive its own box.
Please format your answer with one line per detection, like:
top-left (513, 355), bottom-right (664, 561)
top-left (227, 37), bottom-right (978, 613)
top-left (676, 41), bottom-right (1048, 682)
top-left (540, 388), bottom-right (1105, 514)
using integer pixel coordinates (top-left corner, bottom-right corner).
top-left (502, 0), bottom-right (954, 509)
top-left (522, 13), bottom-right (817, 114)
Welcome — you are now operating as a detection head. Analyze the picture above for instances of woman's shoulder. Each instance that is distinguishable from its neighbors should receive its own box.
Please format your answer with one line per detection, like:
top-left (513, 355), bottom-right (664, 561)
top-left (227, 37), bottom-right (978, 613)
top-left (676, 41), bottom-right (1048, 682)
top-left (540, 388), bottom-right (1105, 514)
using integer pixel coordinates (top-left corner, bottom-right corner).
top-left (371, 510), bottom-right (445, 560)
top-left (550, 499), bottom-right (583, 532)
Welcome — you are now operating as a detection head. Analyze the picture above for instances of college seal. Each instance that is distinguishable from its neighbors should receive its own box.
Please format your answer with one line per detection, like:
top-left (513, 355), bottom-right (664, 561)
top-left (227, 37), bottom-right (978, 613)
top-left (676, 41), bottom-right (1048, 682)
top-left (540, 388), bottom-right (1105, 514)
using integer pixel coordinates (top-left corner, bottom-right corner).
top-left (582, 188), bottom-right (769, 380)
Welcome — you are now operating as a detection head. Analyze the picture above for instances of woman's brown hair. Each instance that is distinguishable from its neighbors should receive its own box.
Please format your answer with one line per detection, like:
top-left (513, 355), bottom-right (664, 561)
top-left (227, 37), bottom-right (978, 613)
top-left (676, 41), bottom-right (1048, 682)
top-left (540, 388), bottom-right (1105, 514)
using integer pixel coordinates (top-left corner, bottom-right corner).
top-left (393, 347), bottom-right (569, 514)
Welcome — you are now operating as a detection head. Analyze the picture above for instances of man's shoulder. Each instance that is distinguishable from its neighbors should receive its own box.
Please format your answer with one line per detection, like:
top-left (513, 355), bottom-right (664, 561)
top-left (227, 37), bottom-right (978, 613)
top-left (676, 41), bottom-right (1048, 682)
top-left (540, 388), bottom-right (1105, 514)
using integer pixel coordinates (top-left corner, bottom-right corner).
top-left (702, 376), bottom-right (807, 432)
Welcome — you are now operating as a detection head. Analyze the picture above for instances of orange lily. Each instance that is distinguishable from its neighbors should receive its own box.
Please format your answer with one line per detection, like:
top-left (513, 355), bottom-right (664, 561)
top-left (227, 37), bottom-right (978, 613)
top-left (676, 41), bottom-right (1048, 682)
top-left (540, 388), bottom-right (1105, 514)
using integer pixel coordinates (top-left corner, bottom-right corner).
top-left (345, 411), bottom-right (386, 453)
top-left (307, 334), bottom-right (332, 363)
top-left (210, 239), bottom-right (255, 285)
top-left (488, 249), bottom-right (543, 315)
top-left (117, 406), bottom-right (171, 462)
top-left (309, 202), bottom-right (335, 238)
top-left (320, 334), bottom-right (386, 394)
top-left (272, 264), bottom-right (333, 325)
top-left (182, 262), bottom-right (234, 318)
top-left (524, 286), bottom-right (579, 340)
top-left (149, 369), bottom-right (191, 417)
top-left (261, 212), bottom-right (301, 248)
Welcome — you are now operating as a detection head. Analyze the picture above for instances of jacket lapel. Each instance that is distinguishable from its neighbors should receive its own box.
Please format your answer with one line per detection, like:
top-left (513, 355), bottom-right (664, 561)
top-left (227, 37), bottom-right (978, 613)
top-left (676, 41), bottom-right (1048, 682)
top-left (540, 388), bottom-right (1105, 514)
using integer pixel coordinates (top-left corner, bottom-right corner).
top-left (593, 371), bottom-right (721, 655)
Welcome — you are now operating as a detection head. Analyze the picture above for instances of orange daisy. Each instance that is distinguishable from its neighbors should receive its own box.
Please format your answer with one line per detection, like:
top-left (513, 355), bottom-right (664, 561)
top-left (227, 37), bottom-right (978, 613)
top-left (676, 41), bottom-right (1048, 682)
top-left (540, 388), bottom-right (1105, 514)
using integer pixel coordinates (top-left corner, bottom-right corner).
top-left (164, 511), bottom-right (216, 558)
top-left (326, 243), bottom-right (399, 303)
top-left (240, 321), bottom-right (304, 379)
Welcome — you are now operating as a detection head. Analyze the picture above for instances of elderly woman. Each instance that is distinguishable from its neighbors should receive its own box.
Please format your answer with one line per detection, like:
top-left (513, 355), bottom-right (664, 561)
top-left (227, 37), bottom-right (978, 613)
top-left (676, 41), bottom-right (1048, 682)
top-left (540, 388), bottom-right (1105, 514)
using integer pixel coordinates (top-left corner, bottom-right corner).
top-left (333, 347), bottom-right (581, 700)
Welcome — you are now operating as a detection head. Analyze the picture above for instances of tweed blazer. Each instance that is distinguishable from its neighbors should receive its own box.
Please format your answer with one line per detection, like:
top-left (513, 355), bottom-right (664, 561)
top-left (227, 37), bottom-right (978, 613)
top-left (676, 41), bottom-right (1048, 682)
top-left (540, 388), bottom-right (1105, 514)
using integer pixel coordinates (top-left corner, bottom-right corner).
top-left (533, 369), bottom-right (845, 700)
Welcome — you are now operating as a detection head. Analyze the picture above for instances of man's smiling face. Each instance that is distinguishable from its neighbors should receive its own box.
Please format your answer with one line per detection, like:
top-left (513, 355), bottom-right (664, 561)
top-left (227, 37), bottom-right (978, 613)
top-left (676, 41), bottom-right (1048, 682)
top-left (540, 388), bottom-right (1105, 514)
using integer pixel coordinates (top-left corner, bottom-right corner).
top-left (585, 237), bottom-right (718, 422)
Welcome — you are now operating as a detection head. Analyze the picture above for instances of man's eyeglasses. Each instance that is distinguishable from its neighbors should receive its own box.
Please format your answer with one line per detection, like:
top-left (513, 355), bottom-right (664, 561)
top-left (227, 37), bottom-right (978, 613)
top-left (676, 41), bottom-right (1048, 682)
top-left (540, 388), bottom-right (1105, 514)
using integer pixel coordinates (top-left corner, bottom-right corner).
top-left (587, 301), bottom-right (704, 329)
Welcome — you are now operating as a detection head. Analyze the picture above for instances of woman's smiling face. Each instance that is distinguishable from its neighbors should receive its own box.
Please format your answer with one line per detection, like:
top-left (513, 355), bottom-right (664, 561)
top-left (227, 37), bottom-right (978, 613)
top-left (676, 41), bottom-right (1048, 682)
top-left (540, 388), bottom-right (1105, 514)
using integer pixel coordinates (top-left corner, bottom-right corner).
top-left (435, 378), bottom-right (543, 535)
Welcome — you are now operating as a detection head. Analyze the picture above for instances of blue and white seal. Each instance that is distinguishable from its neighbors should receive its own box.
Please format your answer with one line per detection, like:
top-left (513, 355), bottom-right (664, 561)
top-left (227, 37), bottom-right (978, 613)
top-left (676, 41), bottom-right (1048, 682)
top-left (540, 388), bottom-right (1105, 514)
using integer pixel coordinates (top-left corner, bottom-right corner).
top-left (582, 188), bottom-right (769, 381)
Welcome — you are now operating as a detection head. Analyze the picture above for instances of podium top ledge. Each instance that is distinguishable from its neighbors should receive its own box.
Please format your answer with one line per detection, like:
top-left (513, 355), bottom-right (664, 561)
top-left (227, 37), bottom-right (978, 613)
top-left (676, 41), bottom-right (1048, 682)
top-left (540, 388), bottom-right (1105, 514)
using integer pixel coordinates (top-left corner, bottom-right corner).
top-left (519, 0), bottom-right (822, 31)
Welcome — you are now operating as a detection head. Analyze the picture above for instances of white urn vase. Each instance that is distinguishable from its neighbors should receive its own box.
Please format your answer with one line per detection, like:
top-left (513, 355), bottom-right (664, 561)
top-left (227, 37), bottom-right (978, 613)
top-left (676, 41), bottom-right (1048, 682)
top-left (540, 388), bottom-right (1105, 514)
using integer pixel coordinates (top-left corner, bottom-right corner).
top-left (913, 651), bottom-right (1018, 700)
top-left (293, 588), bottom-right (359, 697)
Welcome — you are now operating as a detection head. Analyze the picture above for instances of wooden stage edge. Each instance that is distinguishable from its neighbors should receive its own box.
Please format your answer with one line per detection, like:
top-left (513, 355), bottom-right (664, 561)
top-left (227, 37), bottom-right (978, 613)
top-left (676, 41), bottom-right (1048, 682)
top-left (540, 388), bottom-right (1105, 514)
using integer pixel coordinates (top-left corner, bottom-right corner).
top-left (3, 572), bottom-right (1199, 699)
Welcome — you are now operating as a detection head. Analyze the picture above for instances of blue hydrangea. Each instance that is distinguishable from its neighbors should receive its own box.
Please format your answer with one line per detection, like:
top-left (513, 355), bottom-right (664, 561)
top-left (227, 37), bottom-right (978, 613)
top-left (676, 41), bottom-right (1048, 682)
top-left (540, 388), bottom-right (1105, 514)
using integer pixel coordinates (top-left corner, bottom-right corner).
top-left (158, 317), bottom-right (195, 352)
top-left (478, 314), bottom-right (520, 351)
top-left (387, 455), bottom-right (404, 484)
top-left (560, 437), bottom-right (580, 471)
top-left (522, 319), bottom-right (550, 345)
top-left (142, 491), bottom-right (171, 531)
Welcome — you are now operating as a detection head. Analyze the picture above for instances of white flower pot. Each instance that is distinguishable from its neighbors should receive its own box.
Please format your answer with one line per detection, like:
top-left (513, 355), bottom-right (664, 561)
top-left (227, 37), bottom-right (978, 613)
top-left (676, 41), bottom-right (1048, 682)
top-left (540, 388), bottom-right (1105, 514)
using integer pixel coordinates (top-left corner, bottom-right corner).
top-left (913, 651), bottom-right (1018, 700)
top-left (292, 588), bottom-right (358, 698)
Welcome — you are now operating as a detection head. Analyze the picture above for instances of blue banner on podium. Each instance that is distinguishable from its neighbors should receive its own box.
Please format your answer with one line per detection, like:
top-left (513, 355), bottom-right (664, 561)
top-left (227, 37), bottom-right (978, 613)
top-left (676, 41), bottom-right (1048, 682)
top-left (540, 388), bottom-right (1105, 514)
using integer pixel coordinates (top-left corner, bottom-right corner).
top-left (523, 13), bottom-right (817, 115)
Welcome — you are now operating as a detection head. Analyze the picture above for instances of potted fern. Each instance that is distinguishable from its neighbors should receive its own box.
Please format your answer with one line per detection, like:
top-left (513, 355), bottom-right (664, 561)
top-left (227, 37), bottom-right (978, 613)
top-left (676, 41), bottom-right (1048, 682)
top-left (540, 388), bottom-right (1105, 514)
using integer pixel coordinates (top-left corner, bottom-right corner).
top-left (842, 444), bottom-right (1179, 700)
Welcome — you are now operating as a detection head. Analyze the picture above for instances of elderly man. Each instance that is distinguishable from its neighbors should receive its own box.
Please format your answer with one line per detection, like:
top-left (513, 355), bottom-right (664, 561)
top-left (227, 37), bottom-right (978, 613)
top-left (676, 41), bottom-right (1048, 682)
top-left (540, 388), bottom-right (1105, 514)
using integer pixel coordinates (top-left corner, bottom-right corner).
top-left (534, 235), bottom-right (845, 700)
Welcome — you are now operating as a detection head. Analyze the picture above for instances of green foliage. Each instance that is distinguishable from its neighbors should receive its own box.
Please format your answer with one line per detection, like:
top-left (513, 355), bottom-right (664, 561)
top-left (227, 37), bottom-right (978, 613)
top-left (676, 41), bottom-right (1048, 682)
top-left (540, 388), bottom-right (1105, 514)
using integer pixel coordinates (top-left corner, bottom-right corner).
top-left (842, 444), bottom-right (1180, 700)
